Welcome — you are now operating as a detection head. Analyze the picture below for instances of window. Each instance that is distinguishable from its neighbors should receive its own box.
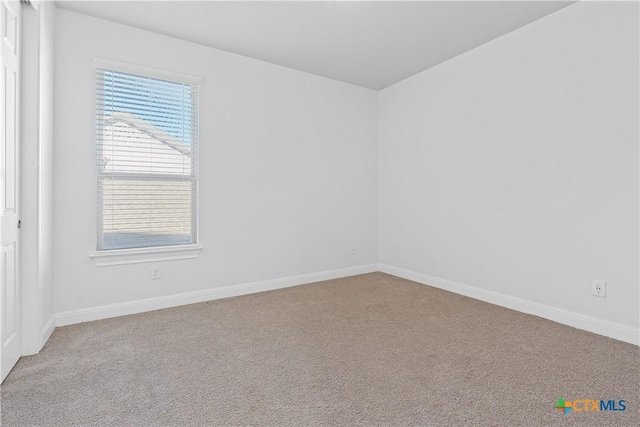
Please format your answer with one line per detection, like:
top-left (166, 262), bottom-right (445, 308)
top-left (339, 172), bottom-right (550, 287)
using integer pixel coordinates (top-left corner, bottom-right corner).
top-left (95, 62), bottom-right (199, 253)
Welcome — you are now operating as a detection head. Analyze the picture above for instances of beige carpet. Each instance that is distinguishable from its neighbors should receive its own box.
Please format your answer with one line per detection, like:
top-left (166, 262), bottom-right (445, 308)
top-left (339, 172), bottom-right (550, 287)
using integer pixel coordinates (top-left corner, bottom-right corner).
top-left (1, 272), bottom-right (638, 426)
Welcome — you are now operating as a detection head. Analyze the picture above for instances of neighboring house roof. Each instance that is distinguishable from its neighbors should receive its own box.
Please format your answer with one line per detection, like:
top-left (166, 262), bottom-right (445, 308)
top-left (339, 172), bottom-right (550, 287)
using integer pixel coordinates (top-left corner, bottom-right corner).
top-left (104, 112), bottom-right (191, 156)
top-left (100, 112), bottom-right (192, 176)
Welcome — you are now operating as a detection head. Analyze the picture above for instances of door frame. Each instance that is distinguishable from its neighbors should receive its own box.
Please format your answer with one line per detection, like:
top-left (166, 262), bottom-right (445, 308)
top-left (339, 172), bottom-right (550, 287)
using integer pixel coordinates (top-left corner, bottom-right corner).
top-left (20, 0), bottom-right (44, 357)
top-left (18, 0), bottom-right (53, 358)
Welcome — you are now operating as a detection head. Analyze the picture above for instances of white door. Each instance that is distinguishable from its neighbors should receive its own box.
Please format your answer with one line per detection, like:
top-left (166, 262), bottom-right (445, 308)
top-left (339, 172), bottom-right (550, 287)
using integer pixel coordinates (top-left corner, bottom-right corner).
top-left (1, 0), bottom-right (21, 382)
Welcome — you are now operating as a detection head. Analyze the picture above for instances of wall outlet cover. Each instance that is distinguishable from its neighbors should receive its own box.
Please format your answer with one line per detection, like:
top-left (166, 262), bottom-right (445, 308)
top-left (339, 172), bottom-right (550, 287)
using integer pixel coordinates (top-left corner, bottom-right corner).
top-left (592, 279), bottom-right (606, 298)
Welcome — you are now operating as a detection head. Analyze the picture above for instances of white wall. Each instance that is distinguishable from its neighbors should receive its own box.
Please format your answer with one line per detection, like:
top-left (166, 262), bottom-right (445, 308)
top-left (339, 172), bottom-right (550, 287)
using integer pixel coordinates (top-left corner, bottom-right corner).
top-left (54, 9), bottom-right (378, 314)
top-left (379, 1), bottom-right (639, 332)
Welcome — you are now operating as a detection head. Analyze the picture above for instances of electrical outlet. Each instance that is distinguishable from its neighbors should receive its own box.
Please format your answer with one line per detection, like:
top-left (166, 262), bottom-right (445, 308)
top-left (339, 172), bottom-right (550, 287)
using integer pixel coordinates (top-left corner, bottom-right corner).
top-left (592, 279), bottom-right (606, 298)
top-left (151, 266), bottom-right (161, 280)
top-left (350, 245), bottom-right (356, 255)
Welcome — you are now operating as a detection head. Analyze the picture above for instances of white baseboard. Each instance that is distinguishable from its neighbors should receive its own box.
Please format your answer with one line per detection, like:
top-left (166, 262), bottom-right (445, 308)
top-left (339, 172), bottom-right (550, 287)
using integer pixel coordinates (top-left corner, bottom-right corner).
top-left (50, 263), bottom-right (639, 347)
top-left (55, 264), bottom-right (378, 327)
top-left (379, 263), bottom-right (639, 346)
top-left (41, 315), bottom-right (56, 346)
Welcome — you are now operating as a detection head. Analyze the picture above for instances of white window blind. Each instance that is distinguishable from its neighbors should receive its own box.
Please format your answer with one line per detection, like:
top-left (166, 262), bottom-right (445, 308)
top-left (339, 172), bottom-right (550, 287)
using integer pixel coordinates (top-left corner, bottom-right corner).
top-left (95, 67), bottom-right (199, 251)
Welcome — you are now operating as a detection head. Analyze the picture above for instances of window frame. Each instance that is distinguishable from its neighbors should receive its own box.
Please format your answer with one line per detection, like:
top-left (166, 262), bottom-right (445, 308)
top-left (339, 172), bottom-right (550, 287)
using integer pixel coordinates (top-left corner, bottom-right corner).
top-left (91, 58), bottom-right (202, 266)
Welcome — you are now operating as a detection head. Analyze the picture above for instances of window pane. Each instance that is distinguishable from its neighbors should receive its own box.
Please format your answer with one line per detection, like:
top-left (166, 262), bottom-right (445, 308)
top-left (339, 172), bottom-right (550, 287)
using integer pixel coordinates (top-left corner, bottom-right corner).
top-left (96, 67), bottom-right (198, 251)
top-left (99, 179), bottom-right (194, 250)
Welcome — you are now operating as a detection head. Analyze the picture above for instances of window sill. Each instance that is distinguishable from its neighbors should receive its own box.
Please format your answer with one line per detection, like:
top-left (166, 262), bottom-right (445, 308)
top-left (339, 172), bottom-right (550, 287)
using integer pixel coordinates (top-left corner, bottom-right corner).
top-left (91, 245), bottom-right (202, 267)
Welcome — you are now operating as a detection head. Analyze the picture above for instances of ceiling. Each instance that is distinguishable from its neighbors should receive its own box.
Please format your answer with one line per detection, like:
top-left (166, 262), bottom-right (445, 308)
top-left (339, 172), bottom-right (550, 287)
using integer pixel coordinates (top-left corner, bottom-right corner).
top-left (57, 1), bottom-right (574, 90)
